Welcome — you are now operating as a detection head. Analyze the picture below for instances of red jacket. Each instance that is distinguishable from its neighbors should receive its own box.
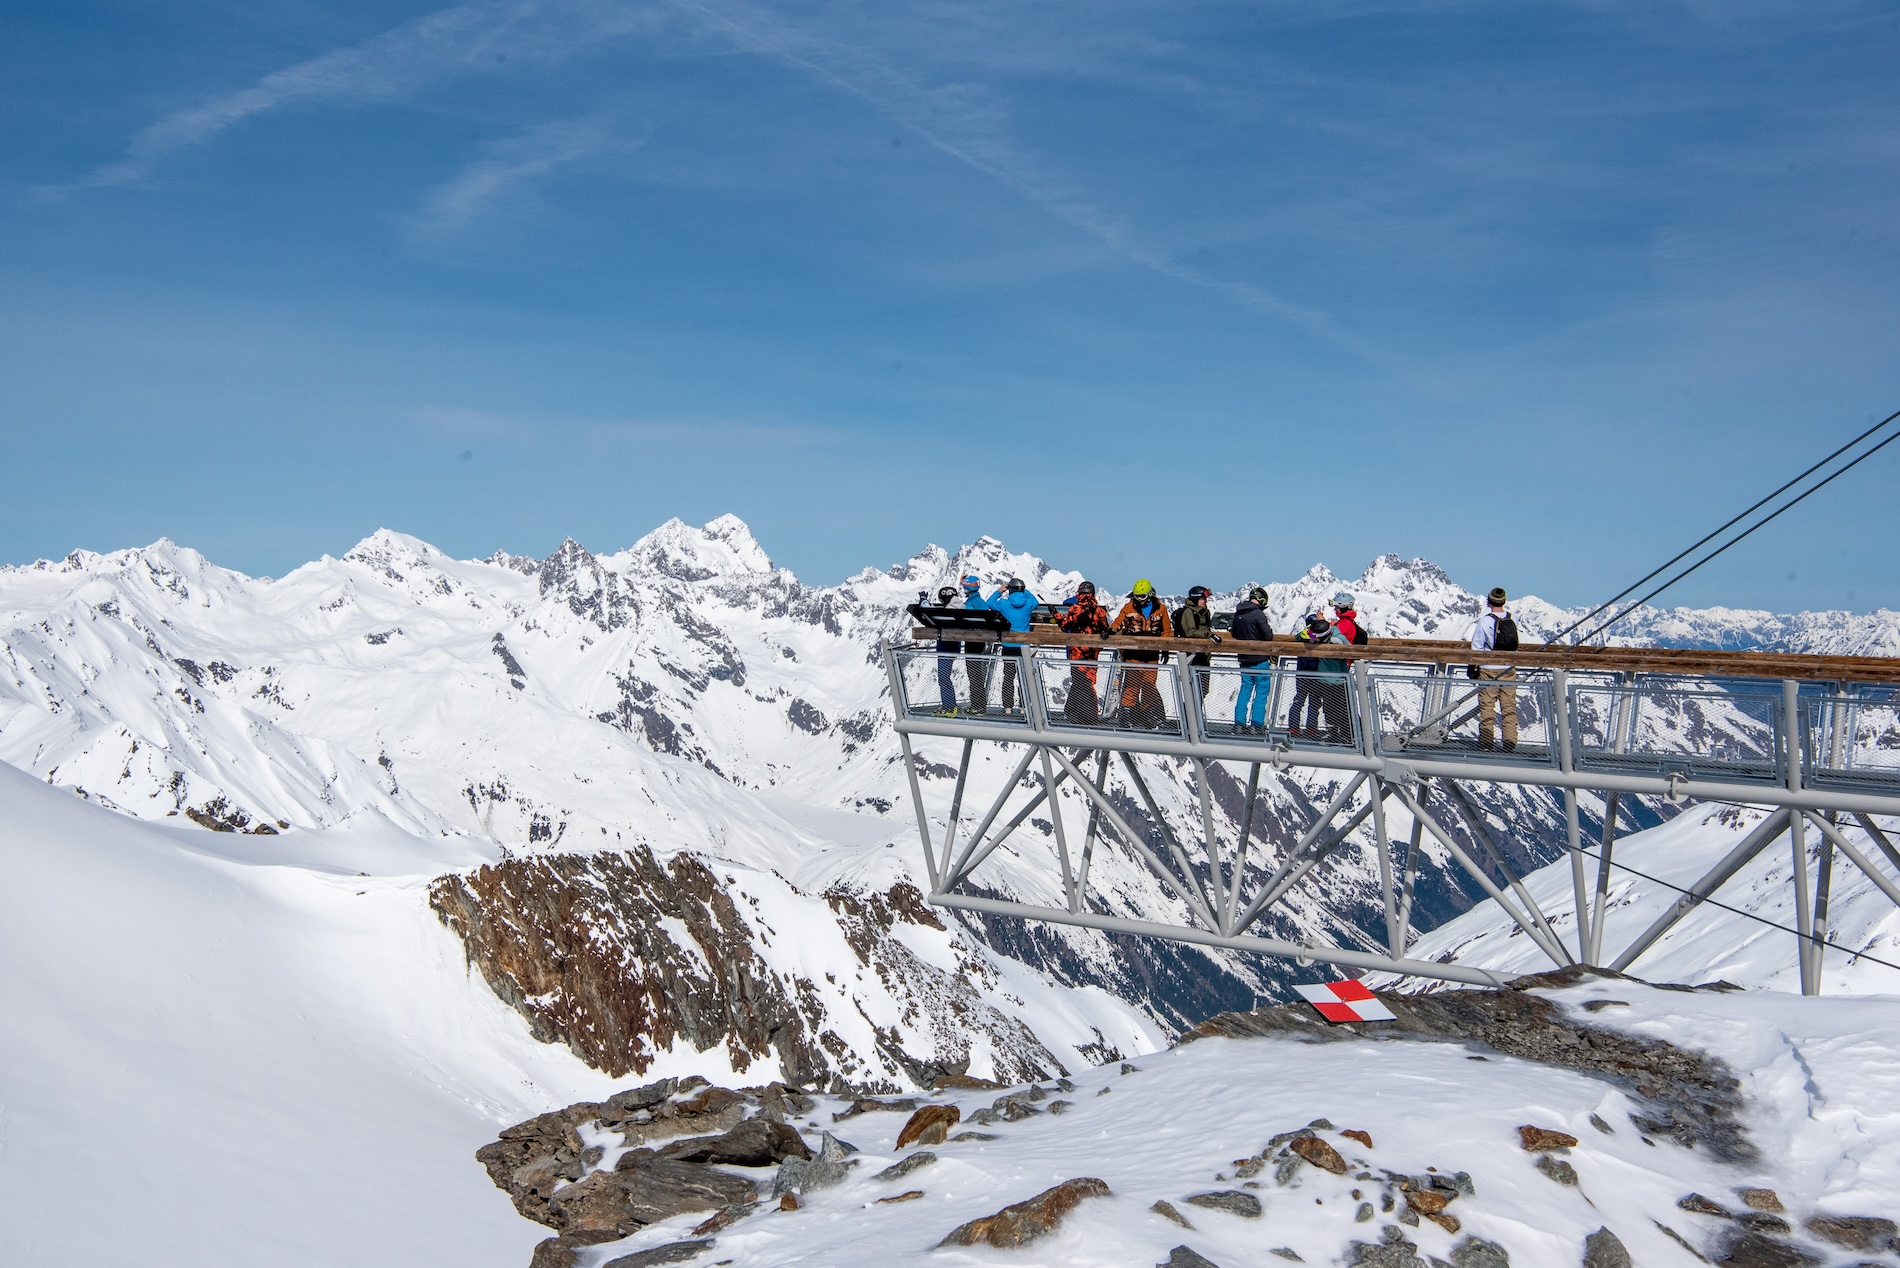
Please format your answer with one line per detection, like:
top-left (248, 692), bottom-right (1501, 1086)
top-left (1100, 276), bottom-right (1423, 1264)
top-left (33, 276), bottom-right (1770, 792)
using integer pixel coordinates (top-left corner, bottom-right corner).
top-left (1058, 596), bottom-right (1109, 660)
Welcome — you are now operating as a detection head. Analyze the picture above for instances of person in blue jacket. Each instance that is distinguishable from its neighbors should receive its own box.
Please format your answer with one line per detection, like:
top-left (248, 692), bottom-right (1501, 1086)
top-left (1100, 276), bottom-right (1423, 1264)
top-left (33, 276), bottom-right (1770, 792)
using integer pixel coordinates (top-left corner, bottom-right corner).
top-left (984, 577), bottom-right (1038, 712)
top-left (959, 574), bottom-right (994, 713)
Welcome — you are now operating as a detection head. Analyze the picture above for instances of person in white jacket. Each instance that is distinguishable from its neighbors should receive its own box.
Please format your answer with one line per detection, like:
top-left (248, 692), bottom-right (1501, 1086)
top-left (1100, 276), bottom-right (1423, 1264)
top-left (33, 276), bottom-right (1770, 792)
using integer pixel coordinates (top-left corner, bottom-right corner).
top-left (1467, 586), bottom-right (1517, 751)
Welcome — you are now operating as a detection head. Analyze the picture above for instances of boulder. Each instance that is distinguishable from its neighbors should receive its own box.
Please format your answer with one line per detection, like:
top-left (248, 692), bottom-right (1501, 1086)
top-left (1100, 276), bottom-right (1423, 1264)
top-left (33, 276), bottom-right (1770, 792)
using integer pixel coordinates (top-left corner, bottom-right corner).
top-left (1804, 1215), bottom-right (1898, 1252)
top-left (1581, 1227), bottom-right (1631, 1268)
top-left (1448, 1236), bottom-right (1512, 1268)
top-left (1160, 1247), bottom-right (1223, 1268)
top-left (1535, 1156), bottom-right (1579, 1186)
top-left (895, 1104), bottom-right (960, 1149)
top-left (933, 1072), bottom-right (1006, 1090)
top-left (1346, 1224), bottom-right (1425, 1267)
top-left (1518, 1126), bottom-right (1579, 1153)
top-left (936, 1177), bottom-right (1112, 1249)
top-left (1184, 1190), bottom-right (1263, 1219)
top-left (1290, 1135), bottom-right (1349, 1175)
top-left (602, 1080), bottom-right (678, 1119)
top-left (1402, 1187), bottom-right (1451, 1216)
top-left (602, 1238), bottom-right (716, 1267)
top-left (1737, 1188), bottom-right (1783, 1213)
top-left (1342, 1129), bottom-right (1374, 1149)
top-left (1679, 1193), bottom-right (1732, 1217)
top-left (874, 1151), bottom-right (937, 1183)
top-left (549, 1172), bottom-right (640, 1236)
top-left (771, 1131), bottom-right (853, 1196)
top-left (657, 1118), bottom-right (810, 1166)
top-left (1713, 1231), bottom-right (1820, 1267)
top-left (1151, 1199), bottom-right (1193, 1228)
top-left (614, 1158), bottom-right (757, 1227)
top-left (529, 1231), bottom-right (625, 1268)
top-left (690, 1202), bottom-right (757, 1236)
top-left (949, 1131), bottom-right (997, 1142)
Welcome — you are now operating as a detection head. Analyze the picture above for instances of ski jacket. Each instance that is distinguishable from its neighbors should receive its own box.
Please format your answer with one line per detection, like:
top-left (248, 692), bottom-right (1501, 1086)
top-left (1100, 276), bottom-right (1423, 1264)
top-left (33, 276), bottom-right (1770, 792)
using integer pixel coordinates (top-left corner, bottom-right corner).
top-left (1058, 595), bottom-right (1109, 661)
top-left (1230, 600), bottom-right (1274, 668)
top-left (988, 589), bottom-right (1038, 635)
top-left (1175, 602), bottom-right (1215, 641)
top-left (1312, 625), bottom-right (1349, 677)
top-left (1113, 597), bottom-right (1172, 665)
top-left (1333, 610), bottom-right (1367, 646)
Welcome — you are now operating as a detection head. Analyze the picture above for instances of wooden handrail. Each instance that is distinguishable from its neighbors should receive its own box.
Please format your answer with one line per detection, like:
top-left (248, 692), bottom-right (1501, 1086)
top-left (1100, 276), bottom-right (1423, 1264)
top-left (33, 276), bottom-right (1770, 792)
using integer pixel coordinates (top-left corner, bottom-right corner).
top-left (909, 626), bottom-right (1900, 684)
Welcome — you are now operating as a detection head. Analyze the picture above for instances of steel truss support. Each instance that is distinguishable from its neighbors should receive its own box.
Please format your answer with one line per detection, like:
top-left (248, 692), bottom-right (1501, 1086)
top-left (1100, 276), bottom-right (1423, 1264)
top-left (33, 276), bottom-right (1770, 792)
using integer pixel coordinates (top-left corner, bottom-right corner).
top-left (890, 641), bottom-right (1900, 991)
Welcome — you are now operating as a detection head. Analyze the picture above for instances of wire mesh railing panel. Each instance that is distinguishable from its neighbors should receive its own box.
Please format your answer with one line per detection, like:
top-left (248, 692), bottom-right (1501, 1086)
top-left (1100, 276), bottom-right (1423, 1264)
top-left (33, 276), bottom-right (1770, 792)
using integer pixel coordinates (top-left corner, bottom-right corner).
top-left (1569, 680), bottom-right (1784, 783)
top-left (1805, 692), bottom-right (1900, 791)
top-left (1369, 671), bottom-right (1556, 763)
top-left (1033, 650), bottom-right (1184, 735)
top-left (1196, 665), bottom-right (1364, 749)
top-left (892, 647), bottom-right (1032, 724)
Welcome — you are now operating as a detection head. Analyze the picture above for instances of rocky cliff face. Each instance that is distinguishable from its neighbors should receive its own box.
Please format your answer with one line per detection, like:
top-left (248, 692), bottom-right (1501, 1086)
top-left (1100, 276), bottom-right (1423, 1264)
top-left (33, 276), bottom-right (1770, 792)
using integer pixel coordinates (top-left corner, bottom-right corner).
top-left (429, 850), bottom-right (1108, 1093)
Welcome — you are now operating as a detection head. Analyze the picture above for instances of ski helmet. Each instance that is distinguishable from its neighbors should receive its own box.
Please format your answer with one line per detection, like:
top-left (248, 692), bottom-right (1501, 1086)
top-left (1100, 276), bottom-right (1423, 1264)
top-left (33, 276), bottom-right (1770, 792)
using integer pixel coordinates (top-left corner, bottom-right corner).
top-left (1131, 578), bottom-right (1155, 597)
top-left (937, 587), bottom-right (957, 604)
top-left (1006, 578), bottom-right (1026, 593)
top-left (1249, 586), bottom-right (1269, 603)
top-left (1076, 581), bottom-right (1097, 597)
top-left (1187, 585), bottom-right (1211, 601)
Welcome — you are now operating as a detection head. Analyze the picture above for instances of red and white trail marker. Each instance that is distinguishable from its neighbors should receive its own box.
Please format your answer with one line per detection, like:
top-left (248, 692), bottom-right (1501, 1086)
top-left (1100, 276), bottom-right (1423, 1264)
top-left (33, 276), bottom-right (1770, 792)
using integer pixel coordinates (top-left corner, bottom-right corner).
top-left (1294, 980), bottom-right (1397, 1024)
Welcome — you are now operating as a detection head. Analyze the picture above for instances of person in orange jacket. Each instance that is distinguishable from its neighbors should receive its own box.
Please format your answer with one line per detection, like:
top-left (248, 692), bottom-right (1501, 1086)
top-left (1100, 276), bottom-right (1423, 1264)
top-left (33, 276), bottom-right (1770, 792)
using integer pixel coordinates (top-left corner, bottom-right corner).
top-left (1113, 579), bottom-right (1173, 729)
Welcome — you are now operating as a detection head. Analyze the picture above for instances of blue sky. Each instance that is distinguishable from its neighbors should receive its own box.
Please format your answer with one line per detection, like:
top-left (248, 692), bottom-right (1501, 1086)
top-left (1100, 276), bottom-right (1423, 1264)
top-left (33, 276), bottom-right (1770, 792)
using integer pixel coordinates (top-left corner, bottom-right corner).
top-left (3, 1), bottom-right (1898, 610)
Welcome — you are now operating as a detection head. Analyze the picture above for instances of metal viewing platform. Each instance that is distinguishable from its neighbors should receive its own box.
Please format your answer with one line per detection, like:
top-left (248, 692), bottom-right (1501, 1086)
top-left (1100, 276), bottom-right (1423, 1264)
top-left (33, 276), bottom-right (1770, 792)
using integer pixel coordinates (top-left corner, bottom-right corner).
top-left (884, 624), bottom-right (1900, 994)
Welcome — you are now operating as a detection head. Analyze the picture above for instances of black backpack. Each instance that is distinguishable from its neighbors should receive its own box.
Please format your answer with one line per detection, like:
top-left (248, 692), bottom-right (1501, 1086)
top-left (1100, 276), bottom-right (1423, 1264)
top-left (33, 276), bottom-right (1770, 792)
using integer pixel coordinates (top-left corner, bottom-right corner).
top-left (1494, 613), bottom-right (1519, 652)
top-left (1350, 622), bottom-right (1369, 646)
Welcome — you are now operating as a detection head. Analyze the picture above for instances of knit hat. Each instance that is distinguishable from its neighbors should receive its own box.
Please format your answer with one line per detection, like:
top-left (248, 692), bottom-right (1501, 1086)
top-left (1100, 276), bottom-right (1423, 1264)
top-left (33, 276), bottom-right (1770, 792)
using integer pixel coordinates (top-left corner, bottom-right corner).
top-left (1488, 587), bottom-right (1508, 606)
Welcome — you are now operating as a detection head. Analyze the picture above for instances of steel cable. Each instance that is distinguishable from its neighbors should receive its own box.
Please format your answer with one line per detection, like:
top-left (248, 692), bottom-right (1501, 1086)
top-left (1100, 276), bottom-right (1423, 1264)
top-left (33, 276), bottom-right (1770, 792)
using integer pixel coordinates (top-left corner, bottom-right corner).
top-left (1548, 407), bottom-right (1900, 647)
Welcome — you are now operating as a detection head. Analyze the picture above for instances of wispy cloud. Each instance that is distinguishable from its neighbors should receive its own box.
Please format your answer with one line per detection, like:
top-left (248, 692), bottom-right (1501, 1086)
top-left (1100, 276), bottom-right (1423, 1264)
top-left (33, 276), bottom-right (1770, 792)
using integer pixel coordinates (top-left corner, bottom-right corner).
top-left (410, 117), bottom-right (617, 234)
top-left (664, 0), bottom-right (1381, 360)
top-left (47, 0), bottom-right (661, 195)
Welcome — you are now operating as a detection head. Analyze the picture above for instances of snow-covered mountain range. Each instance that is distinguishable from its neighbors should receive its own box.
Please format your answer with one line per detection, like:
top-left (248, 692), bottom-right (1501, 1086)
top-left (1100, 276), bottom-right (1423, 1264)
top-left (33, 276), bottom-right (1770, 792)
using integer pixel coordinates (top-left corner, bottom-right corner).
top-left (2, 516), bottom-right (1894, 1088)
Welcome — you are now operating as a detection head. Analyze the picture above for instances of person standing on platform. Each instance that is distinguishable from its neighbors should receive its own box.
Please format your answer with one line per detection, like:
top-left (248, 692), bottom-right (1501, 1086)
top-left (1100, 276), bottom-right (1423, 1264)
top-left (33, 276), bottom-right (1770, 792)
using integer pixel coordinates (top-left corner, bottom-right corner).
top-left (1113, 579), bottom-right (1174, 728)
top-left (1230, 586), bottom-right (1274, 732)
top-left (1288, 612), bottom-right (1329, 737)
top-left (986, 577), bottom-right (1038, 712)
top-left (1057, 582), bottom-right (1110, 723)
top-left (1313, 606), bottom-right (1354, 745)
top-left (932, 586), bottom-right (962, 714)
top-left (1467, 586), bottom-right (1520, 751)
top-left (1174, 585), bottom-right (1217, 702)
top-left (959, 574), bottom-right (993, 714)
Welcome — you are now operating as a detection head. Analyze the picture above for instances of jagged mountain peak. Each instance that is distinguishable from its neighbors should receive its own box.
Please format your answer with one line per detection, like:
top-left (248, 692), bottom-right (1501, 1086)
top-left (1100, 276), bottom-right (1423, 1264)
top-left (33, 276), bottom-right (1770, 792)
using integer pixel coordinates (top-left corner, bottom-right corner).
top-left (616, 514), bottom-right (775, 583)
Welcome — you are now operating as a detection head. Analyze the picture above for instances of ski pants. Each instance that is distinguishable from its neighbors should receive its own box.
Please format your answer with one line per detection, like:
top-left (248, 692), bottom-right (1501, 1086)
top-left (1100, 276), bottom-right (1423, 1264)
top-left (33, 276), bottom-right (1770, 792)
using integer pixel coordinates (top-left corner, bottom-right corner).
top-left (1288, 676), bottom-right (1323, 732)
top-left (998, 645), bottom-right (1022, 711)
top-left (1318, 678), bottom-right (1353, 745)
top-left (1235, 667), bottom-right (1271, 728)
top-left (1478, 667), bottom-right (1518, 750)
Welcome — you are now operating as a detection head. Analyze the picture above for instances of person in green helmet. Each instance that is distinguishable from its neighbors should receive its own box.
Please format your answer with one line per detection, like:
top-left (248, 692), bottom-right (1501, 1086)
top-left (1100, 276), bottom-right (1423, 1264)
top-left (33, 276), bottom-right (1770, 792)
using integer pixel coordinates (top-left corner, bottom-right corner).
top-left (1113, 579), bottom-right (1173, 728)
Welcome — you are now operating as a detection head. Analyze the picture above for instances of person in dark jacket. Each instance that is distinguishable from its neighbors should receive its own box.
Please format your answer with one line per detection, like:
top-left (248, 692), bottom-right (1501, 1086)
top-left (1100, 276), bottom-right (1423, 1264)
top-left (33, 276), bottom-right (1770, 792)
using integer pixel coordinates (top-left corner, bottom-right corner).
top-left (1287, 612), bottom-right (1330, 736)
top-left (932, 585), bottom-right (962, 713)
top-left (1057, 582), bottom-right (1110, 723)
top-left (1175, 585), bottom-right (1217, 702)
top-left (1230, 587), bottom-right (1274, 731)
top-left (1312, 613), bottom-right (1354, 745)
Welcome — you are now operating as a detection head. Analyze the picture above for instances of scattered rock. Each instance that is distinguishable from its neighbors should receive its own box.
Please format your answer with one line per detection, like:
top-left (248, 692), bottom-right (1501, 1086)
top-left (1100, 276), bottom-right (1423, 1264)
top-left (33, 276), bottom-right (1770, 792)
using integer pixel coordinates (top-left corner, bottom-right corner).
top-left (530, 1230), bottom-right (624, 1268)
top-left (1404, 1187), bottom-right (1452, 1216)
top-left (936, 1177), bottom-right (1112, 1249)
top-left (874, 1151), bottom-right (936, 1183)
top-left (1652, 1223), bottom-right (1707, 1262)
top-left (1804, 1216), bottom-right (1898, 1251)
top-left (1184, 1190), bottom-right (1263, 1219)
top-left (1449, 1236), bottom-right (1511, 1268)
top-left (777, 1193), bottom-right (799, 1212)
top-left (690, 1203), bottom-right (756, 1236)
top-left (771, 1132), bottom-right (852, 1196)
top-left (1160, 1247), bottom-right (1222, 1268)
top-left (1152, 1199), bottom-right (1194, 1228)
top-left (1121, 1062), bottom-right (1141, 1074)
top-left (1342, 1129), bottom-right (1374, 1149)
top-left (1233, 1157), bottom-right (1265, 1179)
top-left (1346, 1224), bottom-right (1425, 1267)
top-left (1047, 1099), bottom-right (1074, 1115)
top-left (876, 1190), bottom-right (924, 1204)
top-left (895, 1104), bottom-right (960, 1149)
top-left (1582, 1227), bottom-right (1632, 1268)
top-left (1737, 1188), bottom-right (1783, 1213)
top-left (1308, 1117), bottom-right (1336, 1131)
top-left (1680, 1194), bottom-right (1733, 1217)
top-left (1588, 1114), bottom-right (1614, 1135)
top-left (932, 1072), bottom-right (1005, 1091)
top-left (1737, 1213), bottom-right (1791, 1235)
top-left (658, 1118), bottom-right (811, 1167)
top-left (1097, 1086), bottom-right (1111, 1096)
top-left (602, 1240), bottom-right (716, 1268)
top-left (1713, 1231), bottom-right (1821, 1267)
top-left (1536, 1156), bottom-right (1579, 1186)
top-left (1270, 1250), bottom-right (1305, 1262)
top-left (1518, 1126), bottom-right (1579, 1153)
top-left (1290, 1135), bottom-right (1349, 1175)
top-left (832, 1097), bottom-right (921, 1122)
top-left (1425, 1211), bottom-right (1463, 1234)
top-left (1581, 1000), bottom-right (1630, 1012)
top-left (948, 1131), bottom-right (996, 1142)
top-left (1356, 1202), bottom-right (1375, 1223)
